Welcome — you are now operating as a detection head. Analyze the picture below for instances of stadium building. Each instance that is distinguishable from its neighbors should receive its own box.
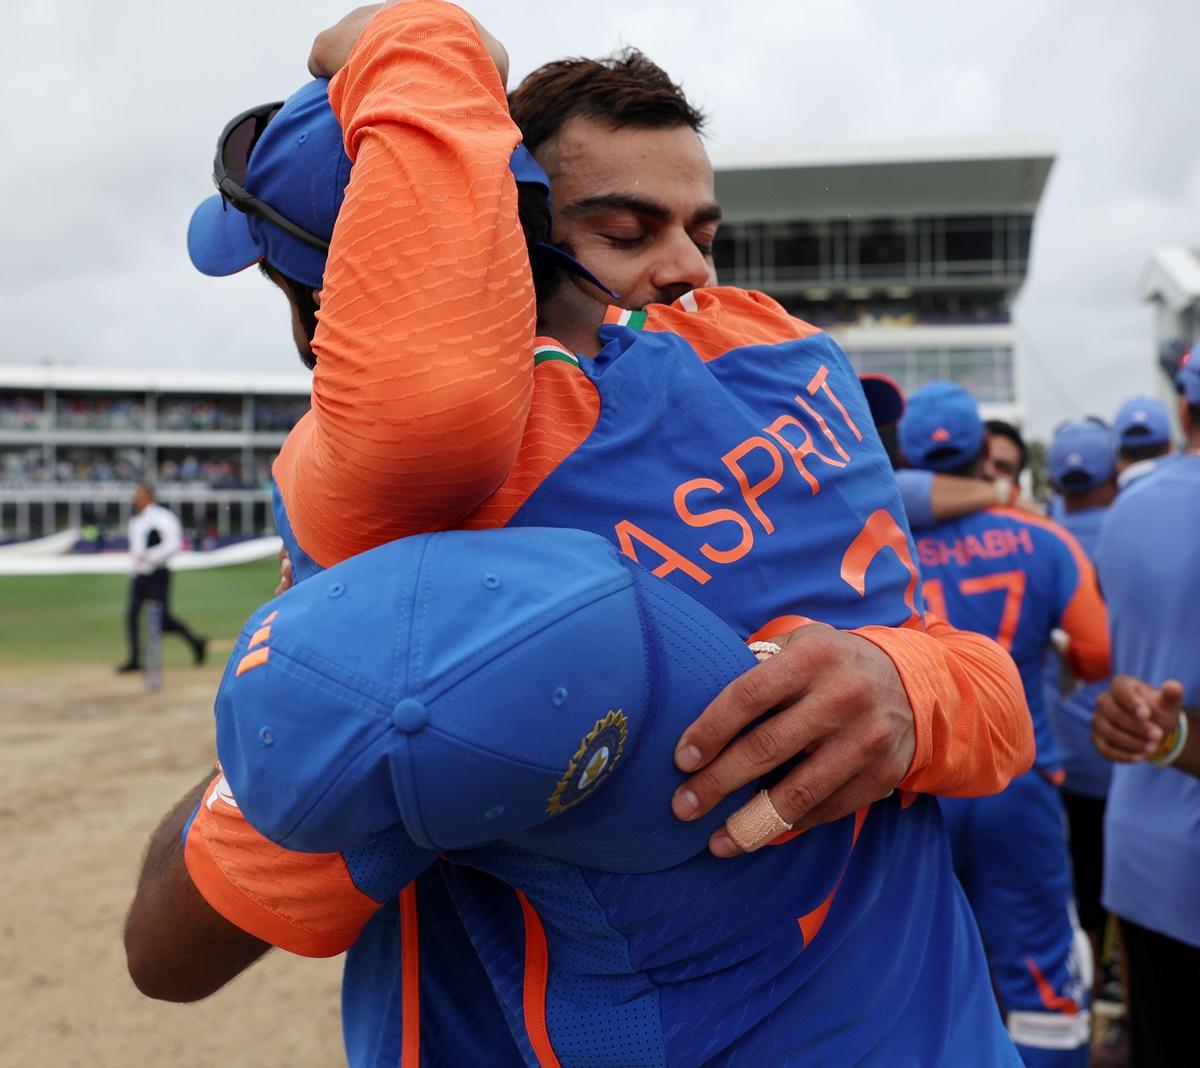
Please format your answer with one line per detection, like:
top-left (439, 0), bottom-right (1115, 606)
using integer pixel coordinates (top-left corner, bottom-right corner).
top-left (713, 140), bottom-right (1055, 428)
top-left (1140, 245), bottom-right (1200, 427)
top-left (0, 365), bottom-right (309, 543)
top-left (1, 141), bottom-right (1054, 542)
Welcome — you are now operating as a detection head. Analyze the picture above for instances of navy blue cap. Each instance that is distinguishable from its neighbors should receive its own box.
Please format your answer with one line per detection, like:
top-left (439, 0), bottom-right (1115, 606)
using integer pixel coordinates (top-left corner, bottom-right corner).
top-left (1047, 420), bottom-right (1116, 494)
top-left (859, 373), bottom-right (905, 430)
top-left (898, 380), bottom-right (984, 472)
top-left (1114, 394), bottom-right (1170, 449)
top-left (214, 527), bottom-right (755, 862)
top-left (1176, 345), bottom-right (1200, 405)
top-left (188, 79), bottom-right (553, 291)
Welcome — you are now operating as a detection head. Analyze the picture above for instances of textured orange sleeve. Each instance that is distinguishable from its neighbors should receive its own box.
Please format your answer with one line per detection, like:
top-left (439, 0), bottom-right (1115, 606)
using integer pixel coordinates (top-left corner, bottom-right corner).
top-left (854, 614), bottom-right (1035, 796)
top-left (273, 0), bottom-right (535, 568)
top-left (1058, 544), bottom-right (1111, 683)
top-left (184, 775), bottom-right (381, 958)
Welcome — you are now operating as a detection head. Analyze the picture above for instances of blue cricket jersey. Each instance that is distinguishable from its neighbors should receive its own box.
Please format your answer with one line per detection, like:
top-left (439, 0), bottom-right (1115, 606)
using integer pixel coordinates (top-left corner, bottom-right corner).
top-left (1045, 506), bottom-right (1114, 799)
top-left (912, 507), bottom-right (1110, 776)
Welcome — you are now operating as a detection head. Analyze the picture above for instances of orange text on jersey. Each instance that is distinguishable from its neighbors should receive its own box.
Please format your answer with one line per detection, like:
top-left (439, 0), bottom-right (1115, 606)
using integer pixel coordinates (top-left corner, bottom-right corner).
top-left (616, 362), bottom-right (865, 585)
top-left (916, 526), bottom-right (1034, 570)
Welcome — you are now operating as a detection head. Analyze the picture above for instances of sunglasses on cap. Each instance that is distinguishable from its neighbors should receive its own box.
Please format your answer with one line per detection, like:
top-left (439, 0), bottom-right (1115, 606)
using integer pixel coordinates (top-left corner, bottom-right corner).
top-left (213, 102), bottom-right (330, 253)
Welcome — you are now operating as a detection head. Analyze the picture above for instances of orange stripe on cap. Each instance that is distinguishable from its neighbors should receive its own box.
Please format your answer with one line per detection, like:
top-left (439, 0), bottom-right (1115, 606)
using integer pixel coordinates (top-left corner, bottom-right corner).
top-left (236, 647), bottom-right (270, 676)
top-left (516, 891), bottom-right (563, 1068)
top-left (399, 885), bottom-right (421, 1068)
top-left (248, 625), bottom-right (272, 650)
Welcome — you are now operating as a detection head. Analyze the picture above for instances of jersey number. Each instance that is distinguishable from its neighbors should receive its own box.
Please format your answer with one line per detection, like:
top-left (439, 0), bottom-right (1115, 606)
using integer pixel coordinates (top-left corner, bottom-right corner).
top-left (922, 570), bottom-right (1026, 651)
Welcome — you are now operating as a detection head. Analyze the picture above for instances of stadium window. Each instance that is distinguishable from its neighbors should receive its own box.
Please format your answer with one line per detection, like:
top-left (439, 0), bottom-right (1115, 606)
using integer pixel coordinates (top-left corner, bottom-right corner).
top-left (914, 348), bottom-right (946, 386)
top-left (853, 351), bottom-right (912, 392)
top-left (850, 219), bottom-right (913, 281)
top-left (943, 215), bottom-right (999, 276)
top-left (765, 221), bottom-right (825, 282)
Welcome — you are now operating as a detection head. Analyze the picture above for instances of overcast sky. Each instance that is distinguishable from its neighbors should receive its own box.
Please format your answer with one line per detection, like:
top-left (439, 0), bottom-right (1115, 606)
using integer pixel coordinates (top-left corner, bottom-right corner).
top-left (3, 0), bottom-right (1198, 436)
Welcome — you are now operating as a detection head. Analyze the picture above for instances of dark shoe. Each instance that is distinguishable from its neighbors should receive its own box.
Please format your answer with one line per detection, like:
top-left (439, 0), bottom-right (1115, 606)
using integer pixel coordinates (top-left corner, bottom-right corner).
top-left (116, 661), bottom-right (141, 674)
top-left (1092, 1014), bottom-right (1131, 1068)
top-left (193, 638), bottom-right (208, 666)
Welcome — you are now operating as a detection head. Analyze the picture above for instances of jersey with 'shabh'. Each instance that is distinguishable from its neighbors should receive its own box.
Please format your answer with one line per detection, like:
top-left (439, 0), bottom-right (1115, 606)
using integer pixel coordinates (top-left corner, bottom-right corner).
top-left (192, 289), bottom-right (1018, 1068)
top-left (913, 507), bottom-right (1110, 775)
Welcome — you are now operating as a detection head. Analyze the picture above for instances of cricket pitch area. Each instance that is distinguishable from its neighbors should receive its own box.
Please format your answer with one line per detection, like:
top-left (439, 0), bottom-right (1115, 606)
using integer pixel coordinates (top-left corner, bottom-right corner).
top-left (1, 561), bottom-right (346, 1066)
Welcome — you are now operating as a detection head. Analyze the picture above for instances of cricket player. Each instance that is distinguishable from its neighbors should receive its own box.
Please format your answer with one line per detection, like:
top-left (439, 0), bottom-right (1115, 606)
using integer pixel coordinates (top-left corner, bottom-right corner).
top-left (129, 4), bottom-right (1034, 1064)
top-left (1088, 348), bottom-right (1200, 1065)
top-left (117, 482), bottom-right (206, 673)
top-left (899, 381), bottom-right (1111, 1067)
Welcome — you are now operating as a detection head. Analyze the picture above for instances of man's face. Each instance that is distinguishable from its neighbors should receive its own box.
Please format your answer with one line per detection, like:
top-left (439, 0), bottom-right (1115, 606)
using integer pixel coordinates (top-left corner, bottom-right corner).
top-left (538, 116), bottom-right (720, 310)
top-left (984, 435), bottom-right (1022, 482)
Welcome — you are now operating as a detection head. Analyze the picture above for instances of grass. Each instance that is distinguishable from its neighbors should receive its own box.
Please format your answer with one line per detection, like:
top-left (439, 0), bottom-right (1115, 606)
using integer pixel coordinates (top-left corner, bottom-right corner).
top-left (0, 558), bottom-right (280, 668)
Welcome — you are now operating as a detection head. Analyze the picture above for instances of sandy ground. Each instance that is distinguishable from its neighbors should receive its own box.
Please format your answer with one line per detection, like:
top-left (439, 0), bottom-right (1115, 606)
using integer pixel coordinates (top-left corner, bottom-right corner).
top-left (0, 661), bottom-right (345, 1068)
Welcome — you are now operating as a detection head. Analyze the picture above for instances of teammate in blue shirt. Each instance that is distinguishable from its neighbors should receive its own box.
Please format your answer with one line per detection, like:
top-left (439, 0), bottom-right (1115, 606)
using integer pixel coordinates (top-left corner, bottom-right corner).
top-left (1113, 394), bottom-right (1173, 489)
top-left (1091, 348), bottom-right (1200, 1067)
top-left (899, 382), bottom-right (1111, 1068)
top-left (1042, 419), bottom-right (1119, 985)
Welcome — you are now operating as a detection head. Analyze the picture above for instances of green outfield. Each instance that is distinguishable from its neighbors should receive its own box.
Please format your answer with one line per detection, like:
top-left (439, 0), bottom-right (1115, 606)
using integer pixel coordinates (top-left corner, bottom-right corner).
top-left (0, 558), bottom-right (279, 668)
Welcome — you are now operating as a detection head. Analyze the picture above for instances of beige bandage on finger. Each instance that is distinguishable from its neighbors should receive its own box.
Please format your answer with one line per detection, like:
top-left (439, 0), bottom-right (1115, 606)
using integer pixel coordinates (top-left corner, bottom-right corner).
top-left (725, 789), bottom-right (793, 852)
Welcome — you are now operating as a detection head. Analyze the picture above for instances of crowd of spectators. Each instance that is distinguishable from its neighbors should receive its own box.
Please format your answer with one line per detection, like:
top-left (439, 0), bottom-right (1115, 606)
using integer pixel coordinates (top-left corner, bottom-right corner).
top-left (0, 394), bottom-right (47, 430)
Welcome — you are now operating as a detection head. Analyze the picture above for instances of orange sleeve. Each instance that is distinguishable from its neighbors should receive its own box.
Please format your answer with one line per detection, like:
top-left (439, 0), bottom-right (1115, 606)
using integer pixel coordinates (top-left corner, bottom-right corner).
top-left (273, 0), bottom-right (535, 568)
top-left (854, 614), bottom-right (1035, 796)
top-left (1058, 546), bottom-right (1111, 683)
top-left (184, 775), bottom-right (381, 958)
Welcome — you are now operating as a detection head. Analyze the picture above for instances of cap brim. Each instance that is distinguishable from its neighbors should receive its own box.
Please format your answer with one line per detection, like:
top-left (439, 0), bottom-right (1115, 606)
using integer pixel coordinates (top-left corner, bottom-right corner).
top-left (187, 194), bottom-right (263, 277)
top-left (860, 374), bottom-right (905, 429)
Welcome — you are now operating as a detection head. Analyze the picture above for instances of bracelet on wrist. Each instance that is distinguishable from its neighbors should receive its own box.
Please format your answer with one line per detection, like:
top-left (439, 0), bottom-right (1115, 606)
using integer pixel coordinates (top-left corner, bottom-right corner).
top-left (1150, 713), bottom-right (1189, 767)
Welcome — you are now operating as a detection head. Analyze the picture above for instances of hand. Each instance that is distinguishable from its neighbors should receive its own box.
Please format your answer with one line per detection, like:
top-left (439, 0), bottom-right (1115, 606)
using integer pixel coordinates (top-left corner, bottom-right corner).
top-left (672, 623), bottom-right (916, 856)
top-left (274, 546), bottom-right (293, 597)
top-left (309, 3), bottom-right (510, 88)
top-left (1092, 675), bottom-right (1183, 763)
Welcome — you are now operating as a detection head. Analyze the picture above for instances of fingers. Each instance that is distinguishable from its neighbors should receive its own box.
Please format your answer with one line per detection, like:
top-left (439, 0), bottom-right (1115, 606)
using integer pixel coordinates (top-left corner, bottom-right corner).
top-left (674, 627), bottom-right (832, 777)
top-left (671, 661), bottom-right (819, 822)
top-left (1093, 686), bottom-right (1159, 762)
top-left (709, 751), bottom-right (898, 857)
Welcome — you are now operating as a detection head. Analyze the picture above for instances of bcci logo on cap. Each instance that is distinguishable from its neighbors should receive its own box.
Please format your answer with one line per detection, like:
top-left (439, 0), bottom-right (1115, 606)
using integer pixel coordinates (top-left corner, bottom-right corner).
top-left (547, 710), bottom-right (629, 814)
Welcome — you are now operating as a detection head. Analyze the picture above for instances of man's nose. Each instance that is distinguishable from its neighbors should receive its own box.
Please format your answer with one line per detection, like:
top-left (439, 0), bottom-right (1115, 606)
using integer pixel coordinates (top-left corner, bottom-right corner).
top-left (651, 230), bottom-right (712, 294)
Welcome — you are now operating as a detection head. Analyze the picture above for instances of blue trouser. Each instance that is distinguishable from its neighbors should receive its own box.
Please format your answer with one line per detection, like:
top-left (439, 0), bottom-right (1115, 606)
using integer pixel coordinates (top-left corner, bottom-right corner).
top-left (941, 772), bottom-right (1091, 1068)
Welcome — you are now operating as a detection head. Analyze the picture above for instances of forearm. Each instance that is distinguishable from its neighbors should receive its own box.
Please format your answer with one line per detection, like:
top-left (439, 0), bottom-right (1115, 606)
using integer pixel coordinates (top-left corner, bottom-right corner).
top-left (276, 1), bottom-right (534, 567)
top-left (1172, 712), bottom-right (1200, 778)
top-left (929, 474), bottom-right (1004, 521)
top-left (855, 616), bottom-right (1034, 796)
top-left (125, 776), bottom-right (270, 1002)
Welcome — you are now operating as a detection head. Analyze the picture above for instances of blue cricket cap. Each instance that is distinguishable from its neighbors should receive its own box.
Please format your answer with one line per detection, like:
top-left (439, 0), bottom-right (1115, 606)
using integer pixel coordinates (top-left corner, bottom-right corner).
top-left (1114, 394), bottom-right (1170, 449)
top-left (859, 373), bottom-right (905, 430)
top-left (1176, 345), bottom-right (1200, 405)
top-left (1047, 420), bottom-right (1116, 494)
top-left (188, 79), bottom-right (553, 291)
top-left (898, 380), bottom-right (984, 472)
top-left (214, 527), bottom-right (755, 864)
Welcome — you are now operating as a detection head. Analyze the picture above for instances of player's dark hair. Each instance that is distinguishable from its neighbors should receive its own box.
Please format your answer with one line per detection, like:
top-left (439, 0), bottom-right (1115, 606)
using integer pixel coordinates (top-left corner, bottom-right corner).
top-left (509, 49), bottom-right (707, 153)
top-left (1119, 440), bottom-right (1170, 463)
top-left (940, 450), bottom-right (986, 479)
top-left (985, 419), bottom-right (1027, 474)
